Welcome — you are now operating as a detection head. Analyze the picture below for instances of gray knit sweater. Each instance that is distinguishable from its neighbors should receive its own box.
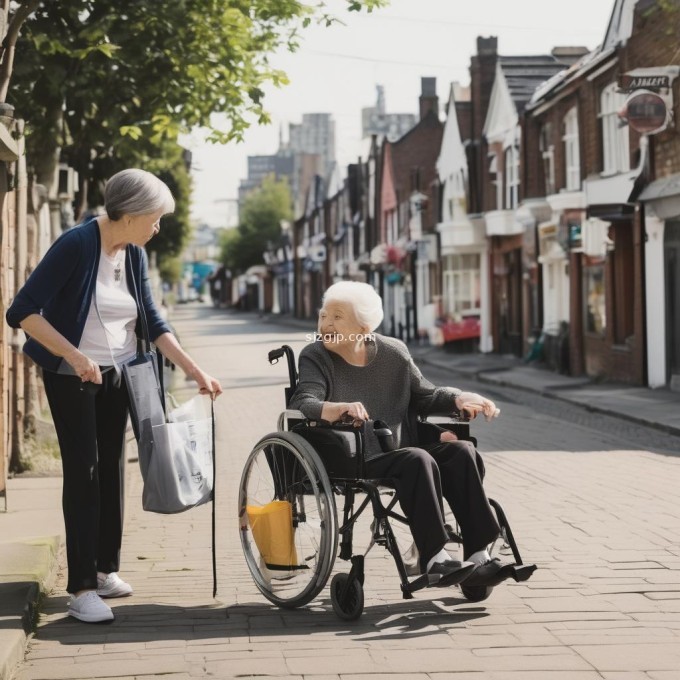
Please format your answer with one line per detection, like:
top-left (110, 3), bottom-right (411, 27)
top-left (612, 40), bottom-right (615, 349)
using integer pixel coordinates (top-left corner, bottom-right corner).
top-left (290, 335), bottom-right (461, 459)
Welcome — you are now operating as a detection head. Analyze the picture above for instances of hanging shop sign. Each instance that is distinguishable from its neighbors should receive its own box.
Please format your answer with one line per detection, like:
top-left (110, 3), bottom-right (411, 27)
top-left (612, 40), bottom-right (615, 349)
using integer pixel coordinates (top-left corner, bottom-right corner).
top-left (618, 66), bottom-right (679, 93)
top-left (619, 73), bottom-right (671, 91)
top-left (622, 90), bottom-right (669, 134)
top-left (618, 66), bottom-right (678, 135)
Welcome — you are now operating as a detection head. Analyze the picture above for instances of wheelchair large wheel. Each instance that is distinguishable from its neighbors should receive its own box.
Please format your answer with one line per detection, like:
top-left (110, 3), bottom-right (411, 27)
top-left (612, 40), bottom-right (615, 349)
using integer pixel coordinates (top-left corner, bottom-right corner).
top-left (239, 431), bottom-right (338, 609)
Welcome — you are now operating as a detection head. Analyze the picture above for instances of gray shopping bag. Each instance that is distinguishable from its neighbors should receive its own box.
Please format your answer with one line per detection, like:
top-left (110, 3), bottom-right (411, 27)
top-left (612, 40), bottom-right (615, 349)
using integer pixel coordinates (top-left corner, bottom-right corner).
top-left (122, 351), bottom-right (166, 480)
top-left (145, 395), bottom-right (214, 514)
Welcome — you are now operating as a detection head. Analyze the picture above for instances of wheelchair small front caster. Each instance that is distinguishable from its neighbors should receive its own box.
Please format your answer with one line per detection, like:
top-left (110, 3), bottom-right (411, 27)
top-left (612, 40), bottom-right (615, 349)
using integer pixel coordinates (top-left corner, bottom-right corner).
top-left (461, 584), bottom-right (493, 602)
top-left (330, 572), bottom-right (364, 620)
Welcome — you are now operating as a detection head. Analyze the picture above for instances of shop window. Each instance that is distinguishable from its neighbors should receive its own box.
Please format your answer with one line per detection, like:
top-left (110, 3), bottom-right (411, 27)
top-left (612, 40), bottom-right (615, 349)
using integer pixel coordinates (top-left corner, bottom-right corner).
top-left (600, 83), bottom-right (630, 175)
top-left (443, 254), bottom-right (481, 317)
top-left (562, 107), bottom-right (581, 191)
top-left (583, 260), bottom-right (606, 334)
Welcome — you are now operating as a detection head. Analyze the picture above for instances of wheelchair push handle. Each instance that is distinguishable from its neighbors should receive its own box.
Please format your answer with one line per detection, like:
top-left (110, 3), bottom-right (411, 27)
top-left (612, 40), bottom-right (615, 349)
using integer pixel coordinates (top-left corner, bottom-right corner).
top-left (268, 345), bottom-right (299, 407)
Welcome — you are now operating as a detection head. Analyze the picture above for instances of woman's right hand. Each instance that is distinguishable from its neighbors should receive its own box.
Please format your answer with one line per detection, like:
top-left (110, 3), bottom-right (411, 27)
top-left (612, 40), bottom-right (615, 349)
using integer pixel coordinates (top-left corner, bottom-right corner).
top-left (65, 348), bottom-right (102, 384)
top-left (322, 401), bottom-right (369, 426)
top-left (341, 401), bottom-right (369, 424)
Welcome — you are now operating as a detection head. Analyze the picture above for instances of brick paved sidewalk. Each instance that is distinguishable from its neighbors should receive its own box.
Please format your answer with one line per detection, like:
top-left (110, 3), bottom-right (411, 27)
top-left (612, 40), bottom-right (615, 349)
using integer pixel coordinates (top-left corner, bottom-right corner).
top-left (12, 306), bottom-right (680, 680)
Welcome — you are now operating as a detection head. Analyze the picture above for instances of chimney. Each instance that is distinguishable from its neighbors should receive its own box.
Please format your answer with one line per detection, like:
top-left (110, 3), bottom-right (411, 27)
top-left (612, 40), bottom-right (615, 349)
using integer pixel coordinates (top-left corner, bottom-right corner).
top-left (470, 36), bottom-right (498, 141)
top-left (469, 36), bottom-right (498, 213)
top-left (477, 36), bottom-right (498, 57)
top-left (419, 77), bottom-right (439, 121)
top-left (551, 46), bottom-right (589, 66)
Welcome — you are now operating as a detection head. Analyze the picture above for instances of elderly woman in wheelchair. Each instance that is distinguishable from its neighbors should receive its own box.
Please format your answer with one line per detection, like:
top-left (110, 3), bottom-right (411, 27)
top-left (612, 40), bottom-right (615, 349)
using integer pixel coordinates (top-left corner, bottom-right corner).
top-left (238, 281), bottom-right (535, 619)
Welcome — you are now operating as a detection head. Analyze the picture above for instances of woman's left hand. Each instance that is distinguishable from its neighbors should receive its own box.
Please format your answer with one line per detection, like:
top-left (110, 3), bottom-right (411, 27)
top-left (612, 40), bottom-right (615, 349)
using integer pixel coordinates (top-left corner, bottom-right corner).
top-left (193, 369), bottom-right (223, 400)
top-left (455, 391), bottom-right (500, 421)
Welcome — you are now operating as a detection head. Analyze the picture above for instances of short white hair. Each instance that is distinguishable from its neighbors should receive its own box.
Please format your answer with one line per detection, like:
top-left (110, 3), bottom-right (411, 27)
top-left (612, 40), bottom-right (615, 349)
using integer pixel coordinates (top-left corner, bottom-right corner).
top-left (104, 168), bottom-right (175, 220)
top-left (321, 281), bottom-right (384, 332)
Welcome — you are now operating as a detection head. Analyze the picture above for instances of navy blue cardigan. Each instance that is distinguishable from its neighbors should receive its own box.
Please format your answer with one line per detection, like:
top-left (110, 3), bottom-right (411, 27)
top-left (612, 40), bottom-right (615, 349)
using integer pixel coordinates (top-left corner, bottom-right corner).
top-left (5, 217), bottom-right (171, 372)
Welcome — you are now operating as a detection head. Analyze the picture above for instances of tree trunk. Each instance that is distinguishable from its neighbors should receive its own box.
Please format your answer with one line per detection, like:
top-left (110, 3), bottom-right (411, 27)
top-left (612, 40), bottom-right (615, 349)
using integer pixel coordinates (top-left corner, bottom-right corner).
top-left (33, 101), bottom-right (63, 238)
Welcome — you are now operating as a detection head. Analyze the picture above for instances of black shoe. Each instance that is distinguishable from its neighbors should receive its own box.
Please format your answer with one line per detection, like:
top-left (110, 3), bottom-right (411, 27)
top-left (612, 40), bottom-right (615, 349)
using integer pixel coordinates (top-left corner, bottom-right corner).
top-left (460, 558), bottom-right (515, 588)
top-left (426, 559), bottom-right (477, 587)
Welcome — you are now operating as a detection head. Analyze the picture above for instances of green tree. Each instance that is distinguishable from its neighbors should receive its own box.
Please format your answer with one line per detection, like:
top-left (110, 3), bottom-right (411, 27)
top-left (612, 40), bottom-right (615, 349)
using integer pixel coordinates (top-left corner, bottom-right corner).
top-left (6, 0), bottom-right (386, 240)
top-left (158, 255), bottom-right (183, 286)
top-left (221, 175), bottom-right (292, 273)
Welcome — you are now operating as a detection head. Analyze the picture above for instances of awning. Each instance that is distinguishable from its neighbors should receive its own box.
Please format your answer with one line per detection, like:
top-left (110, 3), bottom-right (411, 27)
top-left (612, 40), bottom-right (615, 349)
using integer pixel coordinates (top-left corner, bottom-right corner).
top-left (584, 136), bottom-right (648, 221)
top-left (586, 202), bottom-right (635, 221)
top-left (638, 173), bottom-right (680, 219)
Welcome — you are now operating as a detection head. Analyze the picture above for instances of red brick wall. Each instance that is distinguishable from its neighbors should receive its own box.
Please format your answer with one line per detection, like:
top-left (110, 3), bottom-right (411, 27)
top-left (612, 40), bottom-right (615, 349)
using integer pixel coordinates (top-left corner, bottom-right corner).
top-left (390, 113), bottom-right (443, 232)
top-left (623, 2), bottom-right (680, 180)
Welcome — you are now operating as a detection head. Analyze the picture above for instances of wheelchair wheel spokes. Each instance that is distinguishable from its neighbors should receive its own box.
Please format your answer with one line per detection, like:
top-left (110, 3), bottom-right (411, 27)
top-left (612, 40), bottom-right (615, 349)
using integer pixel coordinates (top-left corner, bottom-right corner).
top-left (239, 432), bottom-right (338, 609)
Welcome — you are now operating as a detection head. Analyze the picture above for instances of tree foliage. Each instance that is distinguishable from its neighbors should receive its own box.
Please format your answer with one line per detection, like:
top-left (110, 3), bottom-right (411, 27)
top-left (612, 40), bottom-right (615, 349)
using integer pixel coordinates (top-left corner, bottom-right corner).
top-left (6, 0), bottom-right (385, 259)
top-left (220, 174), bottom-right (292, 273)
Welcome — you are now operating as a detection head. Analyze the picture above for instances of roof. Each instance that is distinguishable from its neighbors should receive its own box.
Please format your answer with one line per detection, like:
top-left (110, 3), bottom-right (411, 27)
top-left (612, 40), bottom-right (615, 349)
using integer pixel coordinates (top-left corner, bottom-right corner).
top-left (527, 0), bottom-right (638, 111)
top-left (499, 55), bottom-right (571, 112)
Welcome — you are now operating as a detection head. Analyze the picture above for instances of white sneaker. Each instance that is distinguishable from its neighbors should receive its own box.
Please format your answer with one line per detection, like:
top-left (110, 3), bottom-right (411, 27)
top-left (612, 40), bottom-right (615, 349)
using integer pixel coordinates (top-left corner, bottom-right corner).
top-left (68, 591), bottom-right (114, 623)
top-left (97, 572), bottom-right (133, 598)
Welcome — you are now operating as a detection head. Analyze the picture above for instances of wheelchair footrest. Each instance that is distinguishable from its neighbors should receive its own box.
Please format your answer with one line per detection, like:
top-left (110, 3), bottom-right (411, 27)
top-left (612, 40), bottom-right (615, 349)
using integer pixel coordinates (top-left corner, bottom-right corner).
top-left (511, 564), bottom-right (537, 582)
top-left (403, 573), bottom-right (440, 596)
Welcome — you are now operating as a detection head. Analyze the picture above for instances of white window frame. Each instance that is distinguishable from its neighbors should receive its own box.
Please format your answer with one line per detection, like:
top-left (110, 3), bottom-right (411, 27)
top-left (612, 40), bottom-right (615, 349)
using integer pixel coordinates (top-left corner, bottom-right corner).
top-left (442, 254), bottom-right (481, 318)
top-left (540, 123), bottom-right (555, 196)
top-left (504, 146), bottom-right (519, 209)
top-left (600, 83), bottom-right (630, 175)
top-left (563, 107), bottom-right (581, 191)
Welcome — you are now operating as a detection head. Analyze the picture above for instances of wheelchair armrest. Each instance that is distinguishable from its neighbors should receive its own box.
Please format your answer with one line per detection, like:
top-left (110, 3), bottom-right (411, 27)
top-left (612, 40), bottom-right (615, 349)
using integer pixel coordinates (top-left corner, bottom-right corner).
top-left (417, 416), bottom-right (474, 446)
top-left (277, 409), bottom-right (306, 432)
top-left (305, 420), bottom-right (364, 456)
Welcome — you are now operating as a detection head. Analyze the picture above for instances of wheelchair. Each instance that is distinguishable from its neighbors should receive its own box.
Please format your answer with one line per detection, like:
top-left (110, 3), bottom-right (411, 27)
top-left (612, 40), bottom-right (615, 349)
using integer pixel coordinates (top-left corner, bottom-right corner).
top-left (238, 345), bottom-right (536, 620)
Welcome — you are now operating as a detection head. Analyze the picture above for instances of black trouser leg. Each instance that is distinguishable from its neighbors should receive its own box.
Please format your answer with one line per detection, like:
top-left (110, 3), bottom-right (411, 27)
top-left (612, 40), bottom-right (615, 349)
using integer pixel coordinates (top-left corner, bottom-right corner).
top-left (424, 440), bottom-right (500, 558)
top-left (43, 370), bottom-right (129, 593)
top-left (95, 376), bottom-right (129, 574)
top-left (365, 448), bottom-right (449, 570)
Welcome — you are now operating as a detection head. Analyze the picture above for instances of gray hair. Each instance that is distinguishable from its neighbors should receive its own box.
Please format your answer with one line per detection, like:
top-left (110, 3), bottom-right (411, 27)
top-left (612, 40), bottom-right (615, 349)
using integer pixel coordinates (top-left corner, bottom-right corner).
top-left (104, 168), bottom-right (175, 221)
top-left (322, 281), bottom-right (384, 332)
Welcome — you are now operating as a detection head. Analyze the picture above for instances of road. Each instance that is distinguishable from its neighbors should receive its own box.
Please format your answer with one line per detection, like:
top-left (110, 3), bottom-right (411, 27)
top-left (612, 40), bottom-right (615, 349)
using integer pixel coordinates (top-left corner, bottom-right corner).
top-left (13, 304), bottom-right (680, 680)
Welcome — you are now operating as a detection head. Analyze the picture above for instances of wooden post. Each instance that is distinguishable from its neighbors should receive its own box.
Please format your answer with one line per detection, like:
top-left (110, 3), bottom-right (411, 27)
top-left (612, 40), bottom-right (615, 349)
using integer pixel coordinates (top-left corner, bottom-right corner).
top-left (0, 162), bottom-right (9, 508)
top-left (10, 125), bottom-right (27, 472)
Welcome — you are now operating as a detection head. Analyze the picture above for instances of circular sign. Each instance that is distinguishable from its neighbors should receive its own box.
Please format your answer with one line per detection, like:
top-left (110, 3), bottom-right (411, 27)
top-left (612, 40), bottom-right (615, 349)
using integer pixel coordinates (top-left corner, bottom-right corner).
top-left (623, 90), bottom-right (669, 134)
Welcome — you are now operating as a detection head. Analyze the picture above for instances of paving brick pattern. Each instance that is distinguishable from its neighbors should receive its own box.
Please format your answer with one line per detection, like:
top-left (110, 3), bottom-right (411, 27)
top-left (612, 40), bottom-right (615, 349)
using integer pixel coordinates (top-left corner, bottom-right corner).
top-left (14, 307), bottom-right (680, 680)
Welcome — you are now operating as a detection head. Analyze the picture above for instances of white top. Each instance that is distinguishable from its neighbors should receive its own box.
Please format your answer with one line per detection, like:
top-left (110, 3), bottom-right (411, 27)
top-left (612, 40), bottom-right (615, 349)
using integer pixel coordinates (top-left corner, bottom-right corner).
top-left (78, 247), bottom-right (138, 366)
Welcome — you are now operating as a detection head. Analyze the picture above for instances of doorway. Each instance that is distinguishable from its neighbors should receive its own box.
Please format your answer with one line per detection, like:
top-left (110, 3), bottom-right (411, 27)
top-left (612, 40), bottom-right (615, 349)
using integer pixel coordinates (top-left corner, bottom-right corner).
top-left (665, 220), bottom-right (680, 390)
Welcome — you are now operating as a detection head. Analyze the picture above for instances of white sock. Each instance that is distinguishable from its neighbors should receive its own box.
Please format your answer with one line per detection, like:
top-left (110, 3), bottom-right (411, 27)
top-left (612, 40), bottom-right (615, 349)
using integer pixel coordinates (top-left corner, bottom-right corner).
top-left (467, 549), bottom-right (490, 565)
top-left (426, 548), bottom-right (452, 572)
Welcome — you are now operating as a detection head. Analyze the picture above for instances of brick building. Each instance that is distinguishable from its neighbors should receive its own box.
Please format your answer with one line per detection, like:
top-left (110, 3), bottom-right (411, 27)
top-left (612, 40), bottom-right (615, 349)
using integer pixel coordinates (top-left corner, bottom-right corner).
top-left (378, 77), bottom-right (444, 341)
top-left (524, 0), bottom-right (679, 385)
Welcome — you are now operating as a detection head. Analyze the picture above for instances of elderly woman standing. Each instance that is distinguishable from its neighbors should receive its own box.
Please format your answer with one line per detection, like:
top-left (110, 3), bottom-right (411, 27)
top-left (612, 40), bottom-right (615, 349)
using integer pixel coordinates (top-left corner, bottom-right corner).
top-left (290, 281), bottom-right (511, 588)
top-left (6, 169), bottom-right (222, 623)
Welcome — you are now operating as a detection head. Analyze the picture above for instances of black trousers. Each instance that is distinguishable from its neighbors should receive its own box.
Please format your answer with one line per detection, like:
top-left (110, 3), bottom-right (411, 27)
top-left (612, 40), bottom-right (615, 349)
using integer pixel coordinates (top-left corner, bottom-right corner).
top-left (42, 369), bottom-right (129, 594)
top-left (364, 440), bottom-right (500, 569)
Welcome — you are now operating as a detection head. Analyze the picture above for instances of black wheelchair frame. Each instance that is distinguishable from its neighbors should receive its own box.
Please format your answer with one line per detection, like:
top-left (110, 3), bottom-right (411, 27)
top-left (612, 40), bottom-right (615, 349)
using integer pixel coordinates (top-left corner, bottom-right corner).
top-left (239, 344), bottom-right (535, 620)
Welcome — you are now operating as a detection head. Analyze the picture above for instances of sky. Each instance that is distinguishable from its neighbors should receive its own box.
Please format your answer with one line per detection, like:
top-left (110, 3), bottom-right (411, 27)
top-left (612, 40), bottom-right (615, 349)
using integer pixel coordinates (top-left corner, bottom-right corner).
top-left (182, 0), bottom-right (616, 228)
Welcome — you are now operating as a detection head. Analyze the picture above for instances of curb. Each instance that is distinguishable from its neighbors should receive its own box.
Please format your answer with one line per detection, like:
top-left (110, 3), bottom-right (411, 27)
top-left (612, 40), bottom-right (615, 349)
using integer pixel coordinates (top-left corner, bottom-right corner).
top-left (0, 536), bottom-right (61, 680)
top-left (478, 370), bottom-right (680, 440)
top-left (416, 353), bottom-right (680, 441)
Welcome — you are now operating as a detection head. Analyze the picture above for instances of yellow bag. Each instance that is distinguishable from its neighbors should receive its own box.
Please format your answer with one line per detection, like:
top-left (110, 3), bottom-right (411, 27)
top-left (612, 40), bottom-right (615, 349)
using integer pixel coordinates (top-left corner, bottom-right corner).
top-left (246, 500), bottom-right (298, 569)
